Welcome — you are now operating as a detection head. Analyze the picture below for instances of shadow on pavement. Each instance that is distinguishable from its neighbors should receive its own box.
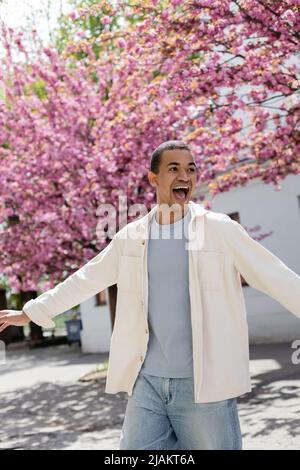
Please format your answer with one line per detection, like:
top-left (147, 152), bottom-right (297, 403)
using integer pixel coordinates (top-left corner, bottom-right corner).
top-left (238, 343), bottom-right (300, 445)
top-left (1, 342), bottom-right (300, 449)
top-left (0, 376), bottom-right (127, 450)
top-left (0, 344), bottom-right (109, 377)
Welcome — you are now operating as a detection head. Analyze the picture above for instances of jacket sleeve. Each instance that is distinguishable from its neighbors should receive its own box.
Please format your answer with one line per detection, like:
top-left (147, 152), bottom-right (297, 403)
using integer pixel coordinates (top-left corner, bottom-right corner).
top-left (22, 236), bottom-right (120, 328)
top-left (226, 218), bottom-right (300, 319)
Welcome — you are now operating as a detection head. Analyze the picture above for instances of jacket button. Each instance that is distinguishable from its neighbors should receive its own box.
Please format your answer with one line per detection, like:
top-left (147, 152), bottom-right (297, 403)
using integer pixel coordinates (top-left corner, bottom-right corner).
top-left (140, 355), bottom-right (143, 362)
top-left (141, 240), bottom-right (145, 245)
top-left (141, 300), bottom-right (144, 306)
top-left (145, 328), bottom-right (149, 334)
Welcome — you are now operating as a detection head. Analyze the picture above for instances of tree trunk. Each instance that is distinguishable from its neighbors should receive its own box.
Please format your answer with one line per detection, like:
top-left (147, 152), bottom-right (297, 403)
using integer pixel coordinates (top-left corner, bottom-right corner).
top-left (21, 291), bottom-right (44, 341)
top-left (108, 284), bottom-right (118, 332)
top-left (0, 289), bottom-right (25, 344)
top-left (0, 289), bottom-right (12, 345)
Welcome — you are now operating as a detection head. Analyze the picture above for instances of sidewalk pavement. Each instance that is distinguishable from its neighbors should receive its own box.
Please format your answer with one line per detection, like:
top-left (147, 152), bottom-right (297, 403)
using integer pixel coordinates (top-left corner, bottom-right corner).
top-left (0, 341), bottom-right (299, 450)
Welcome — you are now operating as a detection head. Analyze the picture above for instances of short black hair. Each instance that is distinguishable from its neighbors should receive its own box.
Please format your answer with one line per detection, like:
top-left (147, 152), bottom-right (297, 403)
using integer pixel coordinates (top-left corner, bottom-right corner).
top-left (150, 140), bottom-right (192, 174)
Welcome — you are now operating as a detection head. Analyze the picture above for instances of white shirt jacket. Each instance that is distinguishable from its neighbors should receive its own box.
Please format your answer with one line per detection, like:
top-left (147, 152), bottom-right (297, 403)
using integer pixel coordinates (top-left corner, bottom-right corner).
top-left (23, 201), bottom-right (300, 403)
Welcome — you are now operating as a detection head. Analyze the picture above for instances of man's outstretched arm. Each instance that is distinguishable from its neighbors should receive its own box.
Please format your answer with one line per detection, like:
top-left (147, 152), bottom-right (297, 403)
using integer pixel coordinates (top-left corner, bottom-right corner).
top-left (225, 218), bottom-right (300, 318)
top-left (0, 235), bottom-right (120, 331)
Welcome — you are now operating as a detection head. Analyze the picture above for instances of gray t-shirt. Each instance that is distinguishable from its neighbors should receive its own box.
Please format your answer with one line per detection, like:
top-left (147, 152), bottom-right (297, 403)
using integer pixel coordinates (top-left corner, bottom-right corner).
top-left (140, 208), bottom-right (193, 378)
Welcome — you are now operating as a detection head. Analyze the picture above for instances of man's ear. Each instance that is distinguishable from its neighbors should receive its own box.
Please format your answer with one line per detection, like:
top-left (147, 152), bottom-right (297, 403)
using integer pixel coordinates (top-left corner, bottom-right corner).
top-left (148, 171), bottom-right (158, 189)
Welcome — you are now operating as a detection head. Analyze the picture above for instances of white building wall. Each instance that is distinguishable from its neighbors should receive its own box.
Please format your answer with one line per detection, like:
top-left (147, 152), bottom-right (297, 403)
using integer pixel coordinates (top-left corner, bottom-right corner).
top-left (204, 173), bottom-right (300, 344)
top-left (80, 290), bottom-right (112, 353)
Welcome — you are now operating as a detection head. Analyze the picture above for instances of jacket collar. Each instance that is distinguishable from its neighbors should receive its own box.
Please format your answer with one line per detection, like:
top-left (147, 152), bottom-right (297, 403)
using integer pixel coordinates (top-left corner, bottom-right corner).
top-left (137, 200), bottom-right (209, 238)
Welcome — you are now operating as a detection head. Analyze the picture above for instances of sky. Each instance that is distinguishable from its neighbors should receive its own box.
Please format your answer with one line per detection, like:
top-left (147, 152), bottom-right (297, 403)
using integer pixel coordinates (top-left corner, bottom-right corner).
top-left (0, 0), bottom-right (73, 45)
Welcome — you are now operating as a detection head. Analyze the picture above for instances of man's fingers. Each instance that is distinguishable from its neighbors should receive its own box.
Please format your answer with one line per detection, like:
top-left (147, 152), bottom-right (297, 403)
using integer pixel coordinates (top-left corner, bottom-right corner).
top-left (0, 322), bottom-right (9, 333)
top-left (0, 310), bottom-right (8, 318)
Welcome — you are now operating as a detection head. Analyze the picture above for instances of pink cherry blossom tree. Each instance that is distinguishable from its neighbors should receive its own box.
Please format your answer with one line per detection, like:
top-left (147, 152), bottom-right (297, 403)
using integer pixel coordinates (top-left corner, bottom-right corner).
top-left (0, 0), bottom-right (298, 300)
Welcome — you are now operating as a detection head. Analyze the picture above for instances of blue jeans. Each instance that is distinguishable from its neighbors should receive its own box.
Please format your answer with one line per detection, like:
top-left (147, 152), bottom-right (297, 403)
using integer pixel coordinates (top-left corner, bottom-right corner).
top-left (119, 371), bottom-right (242, 450)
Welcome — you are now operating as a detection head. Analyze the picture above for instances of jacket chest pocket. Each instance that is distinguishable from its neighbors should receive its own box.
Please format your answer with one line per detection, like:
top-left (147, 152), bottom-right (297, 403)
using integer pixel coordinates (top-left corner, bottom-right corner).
top-left (117, 255), bottom-right (142, 293)
top-left (197, 251), bottom-right (224, 291)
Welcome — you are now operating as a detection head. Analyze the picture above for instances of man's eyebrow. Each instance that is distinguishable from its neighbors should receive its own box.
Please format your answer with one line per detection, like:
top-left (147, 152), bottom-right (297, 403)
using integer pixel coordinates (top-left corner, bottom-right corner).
top-left (166, 161), bottom-right (197, 166)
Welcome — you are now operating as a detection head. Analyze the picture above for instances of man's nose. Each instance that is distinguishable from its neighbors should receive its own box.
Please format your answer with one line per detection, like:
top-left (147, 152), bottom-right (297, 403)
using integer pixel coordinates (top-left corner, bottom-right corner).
top-left (177, 169), bottom-right (189, 180)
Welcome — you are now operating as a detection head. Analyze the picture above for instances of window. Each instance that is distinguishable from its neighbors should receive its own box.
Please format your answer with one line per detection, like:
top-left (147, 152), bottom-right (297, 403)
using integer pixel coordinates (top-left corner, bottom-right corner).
top-left (95, 290), bottom-right (107, 306)
top-left (227, 212), bottom-right (248, 287)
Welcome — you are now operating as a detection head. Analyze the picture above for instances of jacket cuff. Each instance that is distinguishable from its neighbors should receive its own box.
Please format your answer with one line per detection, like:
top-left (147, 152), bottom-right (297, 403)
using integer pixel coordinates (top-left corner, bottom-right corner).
top-left (23, 300), bottom-right (56, 329)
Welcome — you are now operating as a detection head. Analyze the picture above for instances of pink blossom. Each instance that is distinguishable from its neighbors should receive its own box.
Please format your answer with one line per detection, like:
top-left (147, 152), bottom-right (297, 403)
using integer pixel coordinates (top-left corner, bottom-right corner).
top-left (102, 15), bottom-right (112, 25)
top-left (117, 38), bottom-right (126, 49)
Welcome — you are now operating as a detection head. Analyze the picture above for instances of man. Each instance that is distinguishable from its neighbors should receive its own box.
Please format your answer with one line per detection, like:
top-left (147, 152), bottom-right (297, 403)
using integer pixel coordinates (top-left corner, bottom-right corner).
top-left (1, 140), bottom-right (300, 450)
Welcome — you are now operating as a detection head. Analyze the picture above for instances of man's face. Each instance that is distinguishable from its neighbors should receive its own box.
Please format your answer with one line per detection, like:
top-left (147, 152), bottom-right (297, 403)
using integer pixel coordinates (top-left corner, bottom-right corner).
top-left (148, 149), bottom-right (197, 207)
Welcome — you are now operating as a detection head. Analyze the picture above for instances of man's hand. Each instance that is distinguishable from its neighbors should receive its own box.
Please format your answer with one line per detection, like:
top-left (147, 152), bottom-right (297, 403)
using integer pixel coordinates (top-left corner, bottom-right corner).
top-left (0, 310), bottom-right (31, 333)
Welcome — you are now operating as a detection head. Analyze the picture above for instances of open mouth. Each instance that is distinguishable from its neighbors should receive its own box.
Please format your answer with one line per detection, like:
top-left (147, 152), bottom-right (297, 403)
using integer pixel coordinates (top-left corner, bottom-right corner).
top-left (172, 186), bottom-right (190, 201)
